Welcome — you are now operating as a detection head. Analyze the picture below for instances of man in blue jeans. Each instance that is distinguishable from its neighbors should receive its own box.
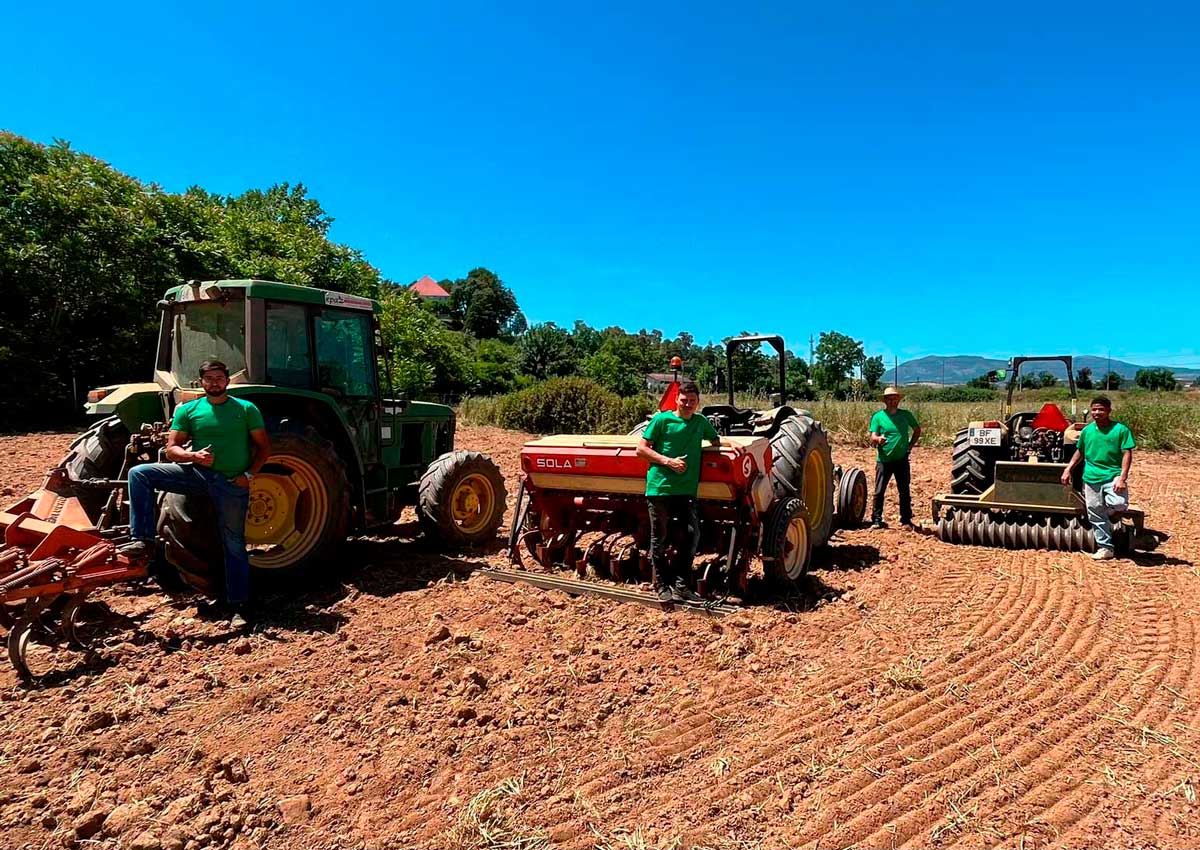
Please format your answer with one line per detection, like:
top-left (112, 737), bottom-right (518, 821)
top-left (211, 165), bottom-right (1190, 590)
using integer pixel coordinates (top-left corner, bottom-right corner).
top-left (119, 360), bottom-right (271, 627)
top-left (1061, 395), bottom-right (1135, 561)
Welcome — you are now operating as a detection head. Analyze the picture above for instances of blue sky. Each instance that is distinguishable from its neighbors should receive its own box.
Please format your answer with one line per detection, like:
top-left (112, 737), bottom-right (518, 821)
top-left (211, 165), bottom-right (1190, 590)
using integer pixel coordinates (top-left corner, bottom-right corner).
top-left (4, 1), bottom-right (1198, 365)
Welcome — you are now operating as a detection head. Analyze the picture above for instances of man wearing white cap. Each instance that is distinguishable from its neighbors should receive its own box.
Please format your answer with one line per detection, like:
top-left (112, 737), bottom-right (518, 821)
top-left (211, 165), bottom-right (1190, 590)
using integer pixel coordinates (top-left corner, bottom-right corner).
top-left (868, 387), bottom-right (921, 529)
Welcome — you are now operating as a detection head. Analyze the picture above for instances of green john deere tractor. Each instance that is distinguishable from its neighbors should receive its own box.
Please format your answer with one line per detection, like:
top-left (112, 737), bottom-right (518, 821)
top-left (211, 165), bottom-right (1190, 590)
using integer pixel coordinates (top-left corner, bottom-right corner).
top-left (53, 279), bottom-right (505, 595)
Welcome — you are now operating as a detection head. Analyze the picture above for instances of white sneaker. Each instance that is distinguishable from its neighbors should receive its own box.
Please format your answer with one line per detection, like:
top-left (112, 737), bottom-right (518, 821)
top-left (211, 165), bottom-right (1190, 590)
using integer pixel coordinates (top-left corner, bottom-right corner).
top-left (1091, 548), bottom-right (1115, 561)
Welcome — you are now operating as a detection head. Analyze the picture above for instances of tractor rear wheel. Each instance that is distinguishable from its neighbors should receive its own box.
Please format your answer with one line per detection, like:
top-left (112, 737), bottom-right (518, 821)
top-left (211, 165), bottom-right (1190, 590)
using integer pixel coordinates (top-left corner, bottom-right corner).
top-left (418, 451), bottom-right (506, 547)
top-left (768, 414), bottom-right (835, 547)
top-left (950, 428), bottom-right (997, 495)
top-left (160, 428), bottom-right (350, 595)
top-left (58, 416), bottom-right (130, 521)
top-left (762, 496), bottom-right (813, 585)
top-left (836, 466), bottom-right (868, 529)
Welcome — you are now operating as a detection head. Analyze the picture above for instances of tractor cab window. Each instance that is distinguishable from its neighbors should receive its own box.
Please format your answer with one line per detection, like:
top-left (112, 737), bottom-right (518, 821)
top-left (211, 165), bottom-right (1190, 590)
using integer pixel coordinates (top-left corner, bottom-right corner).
top-left (172, 301), bottom-right (247, 387)
top-left (265, 303), bottom-right (313, 388)
top-left (314, 309), bottom-right (376, 397)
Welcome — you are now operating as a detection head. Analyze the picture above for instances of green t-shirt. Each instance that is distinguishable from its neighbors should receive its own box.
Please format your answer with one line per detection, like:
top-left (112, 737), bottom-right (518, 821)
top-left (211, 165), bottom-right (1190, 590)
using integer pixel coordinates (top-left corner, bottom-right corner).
top-left (1074, 420), bottom-right (1135, 485)
top-left (642, 410), bottom-right (719, 497)
top-left (170, 396), bottom-right (266, 478)
top-left (869, 408), bottom-right (919, 463)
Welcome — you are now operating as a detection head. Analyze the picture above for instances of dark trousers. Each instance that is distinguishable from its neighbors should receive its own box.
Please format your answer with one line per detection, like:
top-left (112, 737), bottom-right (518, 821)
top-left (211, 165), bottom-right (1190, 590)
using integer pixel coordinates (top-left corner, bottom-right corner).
top-left (872, 456), bottom-right (912, 524)
top-left (647, 496), bottom-right (700, 588)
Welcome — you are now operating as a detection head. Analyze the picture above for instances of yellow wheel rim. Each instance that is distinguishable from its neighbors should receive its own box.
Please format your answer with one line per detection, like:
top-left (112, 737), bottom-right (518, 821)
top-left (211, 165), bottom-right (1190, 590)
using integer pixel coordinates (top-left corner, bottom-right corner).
top-left (450, 473), bottom-right (497, 535)
top-left (803, 449), bottom-right (830, 534)
top-left (852, 479), bottom-right (867, 520)
top-left (245, 453), bottom-right (329, 569)
top-left (782, 513), bottom-right (810, 579)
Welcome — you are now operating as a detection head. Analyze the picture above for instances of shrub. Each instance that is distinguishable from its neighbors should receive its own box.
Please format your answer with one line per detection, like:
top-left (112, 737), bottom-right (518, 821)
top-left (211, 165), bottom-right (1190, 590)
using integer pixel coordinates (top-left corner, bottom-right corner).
top-left (462, 378), bottom-right (655, 435)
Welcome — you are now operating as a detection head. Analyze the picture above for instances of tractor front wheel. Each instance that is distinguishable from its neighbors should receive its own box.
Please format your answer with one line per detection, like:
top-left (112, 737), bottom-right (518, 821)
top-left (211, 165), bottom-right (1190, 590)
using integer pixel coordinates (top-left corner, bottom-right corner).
top-left (418, 451), bottom-right (506, 547)
top-left (950, 428), bottom-right (997, 495)
top-left (836, 466), bottom-right (868, 529)
top-left (160, 428), bottom-right (350, 595)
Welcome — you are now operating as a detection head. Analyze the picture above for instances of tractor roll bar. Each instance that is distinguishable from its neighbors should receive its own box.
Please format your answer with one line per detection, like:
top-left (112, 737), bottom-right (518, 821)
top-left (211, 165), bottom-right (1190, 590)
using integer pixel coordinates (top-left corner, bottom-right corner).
top-left (725, 335), bottom-right (787, 407)
top-left (1006, 355), bottom-right (1077, 419)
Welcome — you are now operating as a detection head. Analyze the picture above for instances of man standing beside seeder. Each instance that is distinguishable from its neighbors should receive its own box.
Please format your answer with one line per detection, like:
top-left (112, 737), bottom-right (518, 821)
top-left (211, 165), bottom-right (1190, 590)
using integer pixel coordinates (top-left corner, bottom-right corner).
top-left (636, 380), bottom-right (721, 605)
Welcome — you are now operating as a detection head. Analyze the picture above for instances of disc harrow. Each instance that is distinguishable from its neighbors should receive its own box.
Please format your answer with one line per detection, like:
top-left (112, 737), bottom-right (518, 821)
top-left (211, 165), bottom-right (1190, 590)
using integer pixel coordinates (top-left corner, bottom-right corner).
top-left (935, 508), bottom-right (1099, 553)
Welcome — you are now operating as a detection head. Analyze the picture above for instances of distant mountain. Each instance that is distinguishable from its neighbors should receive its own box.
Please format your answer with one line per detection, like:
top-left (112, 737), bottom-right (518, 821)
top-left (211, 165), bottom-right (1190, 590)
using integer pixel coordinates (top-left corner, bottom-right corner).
top-left (895, 355), bottom-right (1200, 386)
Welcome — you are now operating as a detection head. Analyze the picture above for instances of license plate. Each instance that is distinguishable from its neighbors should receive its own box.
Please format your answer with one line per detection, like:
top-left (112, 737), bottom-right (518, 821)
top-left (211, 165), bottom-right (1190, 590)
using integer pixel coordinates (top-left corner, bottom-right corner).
top-left (968, 427), bottom-right (1002, 447)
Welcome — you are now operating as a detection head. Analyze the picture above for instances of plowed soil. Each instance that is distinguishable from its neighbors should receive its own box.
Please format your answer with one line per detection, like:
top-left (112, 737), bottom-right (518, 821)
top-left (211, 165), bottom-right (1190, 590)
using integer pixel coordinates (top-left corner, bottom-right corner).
top-left (1, 426), bottom-right (1198, 850)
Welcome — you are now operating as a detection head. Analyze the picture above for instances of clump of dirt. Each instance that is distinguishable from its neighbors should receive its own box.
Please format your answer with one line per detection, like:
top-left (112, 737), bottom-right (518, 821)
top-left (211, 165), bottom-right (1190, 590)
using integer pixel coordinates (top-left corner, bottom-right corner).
top-left (1, 426), bottom-right (1198, 850)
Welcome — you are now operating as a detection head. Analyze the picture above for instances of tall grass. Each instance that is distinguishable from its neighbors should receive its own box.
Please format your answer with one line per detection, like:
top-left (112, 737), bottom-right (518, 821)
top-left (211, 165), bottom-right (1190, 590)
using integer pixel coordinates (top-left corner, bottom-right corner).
top-left (460, 388), bottom-right (1200, 450)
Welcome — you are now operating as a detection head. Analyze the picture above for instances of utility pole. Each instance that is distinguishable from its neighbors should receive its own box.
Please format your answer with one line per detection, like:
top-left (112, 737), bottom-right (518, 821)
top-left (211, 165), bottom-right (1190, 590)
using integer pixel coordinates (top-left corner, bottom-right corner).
top-left (894, 356), bottom-right (899, 387)
top-left (809, 334), bottom-right (815, 370)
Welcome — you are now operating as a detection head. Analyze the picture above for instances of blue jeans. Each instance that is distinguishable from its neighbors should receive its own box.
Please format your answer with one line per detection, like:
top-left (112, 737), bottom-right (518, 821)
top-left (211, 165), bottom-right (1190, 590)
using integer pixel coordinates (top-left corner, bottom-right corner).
top-left (1084, 480), bottom-right (1129, 552)
top-left (128, 463), bottom-right (251, 604)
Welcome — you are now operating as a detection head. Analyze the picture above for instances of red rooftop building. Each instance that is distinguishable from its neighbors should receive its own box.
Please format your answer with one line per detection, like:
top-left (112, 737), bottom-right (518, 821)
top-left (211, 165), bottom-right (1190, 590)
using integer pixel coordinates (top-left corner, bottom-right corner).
top-left (408, 275), bottom-right (450, 301)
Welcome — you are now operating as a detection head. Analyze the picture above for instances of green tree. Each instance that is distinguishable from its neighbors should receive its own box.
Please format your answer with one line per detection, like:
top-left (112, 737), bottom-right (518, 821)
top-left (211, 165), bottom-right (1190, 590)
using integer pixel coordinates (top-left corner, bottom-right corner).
top-left (1134, 367), bottom-right (1178, 391)
top-left (785, 352), bottom-right (814, 401)
top-left (1076, 367), bottom-right (1094, 390)
top-left (472, 339), bottom-right (521, 395)
top-left (967, 371), bottom-right (1000, 389)
top-left (571, 320), bottom-right (603, 357)
top-left (378, 290), bottom-right (473, 398)
top-left (444, 267), bottom-right (521, 339)
top-left (862, 355), bottom-right (886, 390)
top-left (1100, 371), bottom-right (1124, 391)
top-left (813, 331), bottom-right (865, 394)
top-left (582, 336), bottom-right (647, 396)
top-left (1035, 371), bottom-right (1057, 388)
top-left (518, 323), bottom-right (576, 379)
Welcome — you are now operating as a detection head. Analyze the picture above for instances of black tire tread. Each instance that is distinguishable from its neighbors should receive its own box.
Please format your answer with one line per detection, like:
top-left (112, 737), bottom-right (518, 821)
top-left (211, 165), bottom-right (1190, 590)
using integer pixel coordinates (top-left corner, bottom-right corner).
top-left (950, 428), bottom-right (997, 495)
top-left (418, 450), bottom-right (506, 547)
top-left (768, 414), bottom-right (835, 548)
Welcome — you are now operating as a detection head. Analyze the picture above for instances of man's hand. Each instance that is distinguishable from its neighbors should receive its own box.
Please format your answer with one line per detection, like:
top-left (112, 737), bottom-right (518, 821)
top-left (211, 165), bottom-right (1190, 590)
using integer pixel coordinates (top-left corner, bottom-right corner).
top-left (870, 433), bottom-right (887, 447)
top-left (666, 457), bottom-right (687, 474)
top-left (1060, 469), bottom-right (1072, 485)
top-left (1113, 477), bottom-right (1128, 494)
top-left (233, 473), bottom-right (251, 489)
top-left (192, 446), bottom-right (215, 467)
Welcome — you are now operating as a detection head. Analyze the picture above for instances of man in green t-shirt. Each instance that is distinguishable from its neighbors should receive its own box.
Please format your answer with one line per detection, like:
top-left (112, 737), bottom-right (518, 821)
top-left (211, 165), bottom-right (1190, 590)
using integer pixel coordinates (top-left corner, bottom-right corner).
top-left (868, 386), bottom-right (922, 529)
top-left (1060, 395), bottom-right (1135, 560)
top-left (636, 381), bottom-right (720, 604)
top-left (119, 360), bottom-right (272, 627)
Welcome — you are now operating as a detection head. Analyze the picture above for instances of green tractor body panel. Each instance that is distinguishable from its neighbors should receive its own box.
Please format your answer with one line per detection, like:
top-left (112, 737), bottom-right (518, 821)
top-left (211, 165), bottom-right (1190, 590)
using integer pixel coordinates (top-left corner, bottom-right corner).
top-left (85, 279), bottom-right (464, 531)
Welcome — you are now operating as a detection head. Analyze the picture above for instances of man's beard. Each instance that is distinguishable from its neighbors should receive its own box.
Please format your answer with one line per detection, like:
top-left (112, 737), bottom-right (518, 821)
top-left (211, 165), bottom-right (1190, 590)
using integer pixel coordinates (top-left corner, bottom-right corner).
top-left (205, 387), bottom-right (227, 398)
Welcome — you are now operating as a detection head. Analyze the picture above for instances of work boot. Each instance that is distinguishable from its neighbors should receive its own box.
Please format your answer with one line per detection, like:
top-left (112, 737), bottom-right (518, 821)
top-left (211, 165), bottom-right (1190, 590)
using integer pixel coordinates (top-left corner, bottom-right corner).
top-left (1091, 548), bottom-right (1115, 561)
top-left (670, 579), bottom-right (703, 604)
top-left (117, 539), bottom-right (154, 559)
top-left (870, 520), bottom-right (888, 530)
top-left (654, 584), bottom-right (675, 605)
top-left (230, 610), bottom-right (249, 630)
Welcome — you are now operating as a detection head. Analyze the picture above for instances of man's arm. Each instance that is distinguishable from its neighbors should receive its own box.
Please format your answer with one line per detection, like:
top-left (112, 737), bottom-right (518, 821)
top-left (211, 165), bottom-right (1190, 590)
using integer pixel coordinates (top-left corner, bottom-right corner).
top-left (1113, 448), bottom-right (1133, 494)
top-left (1060, 450), bottom-right (1083, 485)
top-left (868, 414), bottom-right (887, 447)
top-left (909, 425), bottom-right (922, 449)
top-left (247, 429), bottom-right (271, 475)
top-left (164, 429), bottom-right (213, 467)
top-left (637, 438), bottom-right (686, 473)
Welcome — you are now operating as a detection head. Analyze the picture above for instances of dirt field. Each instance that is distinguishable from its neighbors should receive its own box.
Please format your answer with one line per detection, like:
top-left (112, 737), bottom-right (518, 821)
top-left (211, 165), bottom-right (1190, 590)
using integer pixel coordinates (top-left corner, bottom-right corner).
top-left (1, 425), bottom-right (1198, 850)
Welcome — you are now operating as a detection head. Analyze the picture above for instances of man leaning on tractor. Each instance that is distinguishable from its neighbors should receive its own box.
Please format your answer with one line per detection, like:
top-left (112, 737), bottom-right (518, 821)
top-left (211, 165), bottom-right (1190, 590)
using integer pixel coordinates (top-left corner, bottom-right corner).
top-left (119, 360), bottom-right (272, 627)
top-left (1061, 395), bottom-right (1135, 561)
top-left (636, 380), bottom-right (720, 605)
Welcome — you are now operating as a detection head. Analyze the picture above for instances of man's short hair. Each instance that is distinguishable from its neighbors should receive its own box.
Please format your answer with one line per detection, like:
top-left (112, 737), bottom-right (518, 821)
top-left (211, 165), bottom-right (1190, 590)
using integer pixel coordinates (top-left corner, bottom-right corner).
top-left (678, 380), bottom-right (701, 397)
top-left (1090, 395), bottom-right (1112, 409)
top-left (198, 359), bottom-right (230, 378)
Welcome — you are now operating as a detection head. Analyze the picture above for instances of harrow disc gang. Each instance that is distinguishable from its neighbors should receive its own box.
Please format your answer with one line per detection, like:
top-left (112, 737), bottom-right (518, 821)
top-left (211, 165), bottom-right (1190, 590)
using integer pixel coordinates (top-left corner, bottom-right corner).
top-left (935, 509), bottom-right (1098, 553)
